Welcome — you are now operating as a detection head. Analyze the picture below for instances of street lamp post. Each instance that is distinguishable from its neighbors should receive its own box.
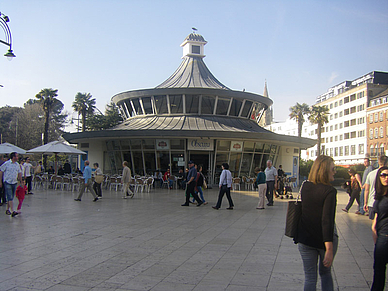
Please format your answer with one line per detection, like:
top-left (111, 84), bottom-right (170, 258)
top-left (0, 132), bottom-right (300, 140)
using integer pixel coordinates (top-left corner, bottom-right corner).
top-left (0, 12), bottom-right (16, 60)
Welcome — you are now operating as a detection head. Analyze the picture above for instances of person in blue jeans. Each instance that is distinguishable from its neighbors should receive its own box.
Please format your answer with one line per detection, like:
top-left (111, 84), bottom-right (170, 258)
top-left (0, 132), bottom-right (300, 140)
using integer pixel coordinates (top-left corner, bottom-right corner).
top-left (371, 166), bottom-right (388, 291)
top-left (358, 158), bottom-right (374, 215)
top-left (295, 155), bottom-right (338, 291)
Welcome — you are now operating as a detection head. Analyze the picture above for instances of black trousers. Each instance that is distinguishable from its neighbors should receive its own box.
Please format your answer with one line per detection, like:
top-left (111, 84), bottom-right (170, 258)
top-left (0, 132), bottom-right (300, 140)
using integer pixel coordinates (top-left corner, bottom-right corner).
top-left (26, 176), bottom-right (32, 192)
top-left (185, 182), bottom-right (201, 204)
top-left (215, 185), bottom-right (234, 208)
top-left (0, 184), bottom-right (5, 203)
top-left (266, 181), bottom-right (275, 205)
top-left (93, 182), bottom-right (102, 197)
top-left (345, 189), bottom-right (360, 211)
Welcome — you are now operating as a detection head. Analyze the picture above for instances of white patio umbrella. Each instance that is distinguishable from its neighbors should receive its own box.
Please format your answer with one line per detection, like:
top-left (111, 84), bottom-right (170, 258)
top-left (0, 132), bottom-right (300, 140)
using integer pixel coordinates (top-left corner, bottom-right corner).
top-left (0, 142), bottom-right (27, 155)
top-left (27, 141), bottom-right (86, 174)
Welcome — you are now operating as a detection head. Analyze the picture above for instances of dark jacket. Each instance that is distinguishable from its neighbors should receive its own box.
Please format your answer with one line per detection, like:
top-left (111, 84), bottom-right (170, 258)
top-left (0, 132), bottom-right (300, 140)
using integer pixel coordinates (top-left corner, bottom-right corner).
top-left (296, 181), bottom-right (337, 249)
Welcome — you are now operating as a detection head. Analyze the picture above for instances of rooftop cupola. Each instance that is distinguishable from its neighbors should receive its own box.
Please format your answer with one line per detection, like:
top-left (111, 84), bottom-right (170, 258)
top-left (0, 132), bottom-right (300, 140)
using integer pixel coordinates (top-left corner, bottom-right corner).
top-left (181, 32), bottom-right (207, 58)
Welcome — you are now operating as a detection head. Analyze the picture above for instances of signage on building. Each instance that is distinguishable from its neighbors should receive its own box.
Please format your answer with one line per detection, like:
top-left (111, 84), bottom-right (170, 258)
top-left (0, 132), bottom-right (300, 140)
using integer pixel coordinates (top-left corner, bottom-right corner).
top-left (230, 141), bottom-right (243, 152)
top-left (156, 139), bottom-right (170, 150)
top-left (187, 139), bottom-right (214, 151)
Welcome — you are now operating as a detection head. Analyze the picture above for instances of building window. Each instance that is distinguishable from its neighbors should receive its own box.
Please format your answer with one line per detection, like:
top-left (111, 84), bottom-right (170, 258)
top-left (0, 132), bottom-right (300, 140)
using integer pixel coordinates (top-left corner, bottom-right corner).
top-left (326, 137), bottom-right (328, 143)
top-left (335, 136), bottom-right (338, 141)
top-left (330, 125), bottom-right (333, 131)
top-left (344, 109), bottom-right (349, 115)
top-left (380, 111), bottom-right (384, 121)
top-left (335, 124), bottom-right (338, 130)
top-left (358, 130), bottom-right (365, 137)
top-left (370, 114), bottom-right (374, 123)
top-left (370, 129), bottom-right (374, 139)
top-left (359, 144), bottom-right (364, 155)
top-left (350, 94), bottom-right (356, 101)
top-left (380, 126), bottom-right (384, 138)
top-left (345, 145), bottom-right (349, 156)
top-left (351, 131), bottom-right (356, 138)
top-left (186, 94), bottom-right (200, 114)
top-left (350, 106), bottom-right (356, 114)
top-left (344, 133), bottom-right (350, 139)
top-left (192, 45), bottom-right (200, 54)
top-left (335, 102), bottom-right (338, 107)
top-left (358, 117), bottom-right (365, 124)
top-left (339, 100), bottom-right (343, 106)
top-left (201, 95), bottom-right (216, 114)
top-left (351, 145), bottom-right (356, 155)
top-left (334, 147), bottom-right (338, 157)
top-left (229, 98), bottom-right (243, 117)
top-left (370, 145), bottom-right (374, 156)
top-left (351, 119), bottom-right (356, 126)
top-left (340, 135), bottom-right (343, 140)
top-left (330, 114), bottom-right (333, 120)
top-left (330, 137), bottom-right (333, 142)
top-left (340, 123), bottom-right (343, 129)
top-left (215, 97), bottom-right (230, 115)
top-left (339, 111), bottom-right (343, 117)
top-left (339, 146), bottom-right (343, 156)
top-left (375, 113), bottom-right (379, 122)
top-left (375, 128), bottom-right (379, 139)
top-left (344, 121), bottom-right (349, 127)
top-left (381, 144), bottom-right (385, 155)
top-left (344, 96), bottom-right (349, 103)
top-left (330, 148), bottom-right (333, 157)
top-left (334, 113), bottom-right (338, 119)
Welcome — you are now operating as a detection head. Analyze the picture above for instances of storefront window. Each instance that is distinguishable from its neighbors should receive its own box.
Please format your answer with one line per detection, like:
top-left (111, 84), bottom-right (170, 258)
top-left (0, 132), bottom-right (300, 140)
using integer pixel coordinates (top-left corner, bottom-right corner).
top-left (216, 97), bottom-right (230, 115)
top-left (154, 95), bottom-right (168, 114)
top-left (201, 96), bottom-right (215, 114)
top-left (169, 95), bottom-right (183, 114)
top-left (142, 139), bottom-right (155, 150)
top-left (171, 152), bottom-right (185, 174)
top-left (252, 153), bottom-right (266, 174)
top-left (144, 152), bottom-right (156, 175)
top-left (229, 153), bottom-right (241, 177)
top-left (171, 139), bottom-right (185, 150)
top-left (157, 151), bottom-right (170, 172)
top-left (131, 98), bottom-right (143, 115)
top-left (229, 99), bottom-right (242, 117)
top-left (130, 140), bottom-right (141, 150)
top-left (120, 140), bottom-right (131, 150)
top-left (263, 144), bottom-right (271, 153)
top-left (240, 152), bottom-right (253, 177)
top-left (142, 97), bottom-right (153, 114)
top-left (244, 141), bottom-right (255, 152)
top-left (186, 95), bottom-right (199, 113)
top-left (214, 152), bottom-right (229, 183)
top-left (132, 151), bottom-right (144, 175)
top-left (255, 142), bottom-right (264, 152)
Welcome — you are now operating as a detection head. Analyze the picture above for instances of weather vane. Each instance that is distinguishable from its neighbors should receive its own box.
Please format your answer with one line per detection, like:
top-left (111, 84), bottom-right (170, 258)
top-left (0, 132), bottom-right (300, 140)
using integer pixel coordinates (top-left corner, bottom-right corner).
top-left (192, 27), bottom-right (198, 33)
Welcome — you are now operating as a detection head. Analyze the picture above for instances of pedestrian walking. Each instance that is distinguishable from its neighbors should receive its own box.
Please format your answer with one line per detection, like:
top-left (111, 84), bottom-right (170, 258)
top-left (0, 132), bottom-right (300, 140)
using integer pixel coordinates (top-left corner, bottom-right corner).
top-left (265, 160), bottom-right (277, 206)
top-left (93, 162), bottom-right (103, 198)
top-left (295, 155), bottom-right (338, 291)
top-left (22, 157), bottom-right (33, 194)
top-left (212, 163), bottom-right (234, 210)
top-left (358, 157), bottom-right (374, 215)
top-left (0, 155), bottom-right (8, 206)
top-left (0, 152), bottom-right (22, 217)
top-left (122, 161), bottom-right (134, 198)
top-left (195, 165), bottom-right (207, 205)
top-left (255, 166), bottom-right (266, 209)
top-left (74, 160), bottom-right (98, 202)
top-left (342, 168), bottom-right (361, 213)
top-left (15, 178), bottom-right (27, 214)
top-left (371, 166), bottom-right (388, 291)
top-left (181, 161), bottom-right (202, 207)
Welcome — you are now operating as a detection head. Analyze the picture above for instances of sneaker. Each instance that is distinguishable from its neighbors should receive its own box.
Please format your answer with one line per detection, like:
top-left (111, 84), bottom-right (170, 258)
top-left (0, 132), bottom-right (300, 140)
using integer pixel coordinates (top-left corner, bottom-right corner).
top-left (93, 197), bottom-right (99, 202)
top-left (74, 199), bottom-right (81, 201)
top-left (5, 210), bottom-right (11, 215)
top-left (28, 192), bottom-right (34, 195)
top-left (355, 210), bottom-right (361, 214)
top-left (197, 202), bottom-right (203, 207)
top-left (181, 203), bottom-right (189, 206)
top-left (342, 208), bottom-right (348, 213)
top-left (212, 206), bottom-right (219, 210)
top-left (256, 207), bottom-right (265, 209)
top-left (226, 207), bottom-right (234, 210)
top-left (11, 211), bottom-right (18, 217)
top-left (203, 202), bottom-right (208, 205)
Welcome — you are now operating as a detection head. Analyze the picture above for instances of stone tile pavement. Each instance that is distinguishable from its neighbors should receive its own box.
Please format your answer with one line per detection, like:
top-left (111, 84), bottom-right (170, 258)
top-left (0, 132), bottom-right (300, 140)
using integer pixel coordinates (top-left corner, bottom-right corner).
top-left (0, 184), bottom-right (383, 290)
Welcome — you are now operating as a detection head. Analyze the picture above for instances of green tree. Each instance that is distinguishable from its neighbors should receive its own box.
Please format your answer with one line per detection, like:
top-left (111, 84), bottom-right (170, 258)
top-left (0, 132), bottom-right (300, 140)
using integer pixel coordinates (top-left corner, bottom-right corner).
top-left (86, 101), bottom-right (123, 131)
top-left (308, 105), bottom-right (329, 157)
top-left (289, 102), bottom-right (310, 137)
top-left (72, 92), bottom-right (96, 132)
top-left (0, 106), bottom-right (22, 144)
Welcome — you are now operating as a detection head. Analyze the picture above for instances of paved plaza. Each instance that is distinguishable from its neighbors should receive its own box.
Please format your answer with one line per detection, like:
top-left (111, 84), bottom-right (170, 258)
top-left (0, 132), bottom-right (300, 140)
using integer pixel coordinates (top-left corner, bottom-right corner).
top-left (0, 184), bottom-right (383, 291)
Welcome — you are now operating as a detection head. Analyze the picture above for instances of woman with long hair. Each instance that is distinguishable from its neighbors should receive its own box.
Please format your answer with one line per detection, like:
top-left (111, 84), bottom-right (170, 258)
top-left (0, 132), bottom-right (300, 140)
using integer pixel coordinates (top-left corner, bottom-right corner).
top-left (342, 168), bottom-right (361, 213)
top-left (296, 155), bottom-right (338, 291)
top-left (371, 166), bottom-right (388, 290)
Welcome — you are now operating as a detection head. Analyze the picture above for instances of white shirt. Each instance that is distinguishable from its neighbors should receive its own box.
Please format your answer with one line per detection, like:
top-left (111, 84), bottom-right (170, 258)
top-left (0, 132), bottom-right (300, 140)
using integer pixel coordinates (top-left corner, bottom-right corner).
top-left (265, 166), bottom-right (278, 181)
top-left (219, 169), bottom-right (232, 188)
top-left (365, 168), bottom-right (379, 207)
top-left (0, 160), bottom-right (22, 184)
top-left (23, 162), bottom-right (33, 177)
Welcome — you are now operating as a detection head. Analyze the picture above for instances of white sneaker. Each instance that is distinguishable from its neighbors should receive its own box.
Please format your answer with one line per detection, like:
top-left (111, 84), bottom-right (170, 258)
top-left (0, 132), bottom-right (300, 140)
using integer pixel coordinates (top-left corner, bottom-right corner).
top-left (122, 196), bottom-right (127, 199)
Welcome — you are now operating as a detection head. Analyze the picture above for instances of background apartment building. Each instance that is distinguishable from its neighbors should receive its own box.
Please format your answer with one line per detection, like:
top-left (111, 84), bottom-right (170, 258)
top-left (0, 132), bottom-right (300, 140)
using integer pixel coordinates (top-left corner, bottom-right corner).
top-left (266, 71), bottom-right (388, 165)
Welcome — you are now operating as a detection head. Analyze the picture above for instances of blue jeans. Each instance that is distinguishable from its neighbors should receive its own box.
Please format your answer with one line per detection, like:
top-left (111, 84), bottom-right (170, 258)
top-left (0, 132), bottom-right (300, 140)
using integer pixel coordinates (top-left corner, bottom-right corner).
top-left (359, 188), bottom-right (365, 214)
top-left (372, 233), bottom-right (388, 291)
top-left (197, 186), bottom-right (205, 202)
top-left (298, 235), bottom-right (338, 291)
top-left (4, 182), bottom-right (17, 202)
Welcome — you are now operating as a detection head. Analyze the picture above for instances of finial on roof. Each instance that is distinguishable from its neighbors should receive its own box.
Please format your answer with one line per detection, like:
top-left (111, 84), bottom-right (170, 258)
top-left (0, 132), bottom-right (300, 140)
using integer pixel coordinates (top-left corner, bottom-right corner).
top-left (192, 27), bottom-right (198, 33)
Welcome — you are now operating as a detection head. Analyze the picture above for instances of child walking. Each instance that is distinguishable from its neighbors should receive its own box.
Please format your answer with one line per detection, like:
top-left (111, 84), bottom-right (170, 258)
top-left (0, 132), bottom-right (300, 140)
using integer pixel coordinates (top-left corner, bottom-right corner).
top-left (15, 179), bottom-right (27, 214)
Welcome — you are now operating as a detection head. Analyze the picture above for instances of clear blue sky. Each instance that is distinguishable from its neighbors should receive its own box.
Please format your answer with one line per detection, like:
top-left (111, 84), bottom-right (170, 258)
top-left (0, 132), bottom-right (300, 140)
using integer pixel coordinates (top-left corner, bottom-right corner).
top-left (1, 0), bottom-right (387, 123)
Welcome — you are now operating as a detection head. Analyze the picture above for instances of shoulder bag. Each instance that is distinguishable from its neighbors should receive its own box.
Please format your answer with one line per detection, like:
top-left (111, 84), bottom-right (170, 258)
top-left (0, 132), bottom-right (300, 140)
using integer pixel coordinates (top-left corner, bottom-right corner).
top-left (285, 181), bottom-right (305, 238)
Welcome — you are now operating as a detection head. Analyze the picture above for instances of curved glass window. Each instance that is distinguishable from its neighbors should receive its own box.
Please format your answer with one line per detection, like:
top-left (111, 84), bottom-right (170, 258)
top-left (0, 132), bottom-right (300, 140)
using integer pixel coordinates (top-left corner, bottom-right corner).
top-left (201, 96), bottom-right (215, 114)
top-left (169, 95), bottom-right (183, 114)
top-left (123, 100), bottom-right (133, 117)
top-left (142, 97), bottom-right (153, 115)
top-left (241, 100), bottom-right (253, 118)
top-left (186, 95), bottom-right (199, 113)
top-left (154, 95), bottom-right (168, 114)
top-left (216, 97), bottom-right (230, 115)
top-left (131, 98), bottom-right (143, 116)
top-left (229, 99), bottom-right (242, 117)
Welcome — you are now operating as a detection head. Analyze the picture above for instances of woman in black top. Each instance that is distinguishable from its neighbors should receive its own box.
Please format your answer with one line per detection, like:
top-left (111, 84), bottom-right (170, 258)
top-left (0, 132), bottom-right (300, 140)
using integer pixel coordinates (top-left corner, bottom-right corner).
top-left (342, 168), bottom-right (361, 213)
top-left (371, 166), bottom-right (388, 291)
top-left (296, 155), bottom-right (338, 291)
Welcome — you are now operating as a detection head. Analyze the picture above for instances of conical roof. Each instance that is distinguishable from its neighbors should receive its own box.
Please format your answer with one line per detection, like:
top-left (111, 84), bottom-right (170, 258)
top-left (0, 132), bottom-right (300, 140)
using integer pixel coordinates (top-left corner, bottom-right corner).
top-left (156, 56), bottom-right (229, 89)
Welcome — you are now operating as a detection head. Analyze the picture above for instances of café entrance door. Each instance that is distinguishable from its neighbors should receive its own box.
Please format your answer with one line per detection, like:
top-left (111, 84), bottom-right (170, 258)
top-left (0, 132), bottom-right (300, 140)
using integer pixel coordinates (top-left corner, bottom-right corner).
top-left (188, 151), bottom-right (214, 185)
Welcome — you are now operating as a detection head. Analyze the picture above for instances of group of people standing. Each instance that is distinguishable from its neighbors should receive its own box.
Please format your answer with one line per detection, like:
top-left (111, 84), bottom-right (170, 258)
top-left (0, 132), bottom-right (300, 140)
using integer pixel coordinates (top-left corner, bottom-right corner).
top-left (294, 154), bottom-right (388, 291)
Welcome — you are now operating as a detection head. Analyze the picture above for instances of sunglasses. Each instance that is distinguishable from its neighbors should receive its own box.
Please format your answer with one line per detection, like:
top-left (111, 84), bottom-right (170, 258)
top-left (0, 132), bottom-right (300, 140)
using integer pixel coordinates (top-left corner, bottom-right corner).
top-left (380, 173), bottom-right (388, 178)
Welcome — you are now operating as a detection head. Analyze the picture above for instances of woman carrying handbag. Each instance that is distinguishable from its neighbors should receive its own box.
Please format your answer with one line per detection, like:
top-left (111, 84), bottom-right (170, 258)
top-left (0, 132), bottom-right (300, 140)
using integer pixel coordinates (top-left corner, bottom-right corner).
top-left (295, 155), bottom-right (338, 291)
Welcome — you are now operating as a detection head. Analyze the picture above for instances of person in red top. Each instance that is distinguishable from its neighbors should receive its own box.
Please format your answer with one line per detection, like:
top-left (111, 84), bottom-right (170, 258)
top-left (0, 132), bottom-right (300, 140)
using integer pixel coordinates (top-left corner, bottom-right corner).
top-left (15, 179), bottom-right (27, 214)
top-left (163, 169), bottom-right (173, 189)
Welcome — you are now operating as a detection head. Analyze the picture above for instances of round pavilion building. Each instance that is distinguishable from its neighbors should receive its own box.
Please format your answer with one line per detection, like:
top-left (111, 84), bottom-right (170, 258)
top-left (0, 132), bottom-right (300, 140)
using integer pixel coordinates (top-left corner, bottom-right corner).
top-left (63, 33), bottom-right (315, 184)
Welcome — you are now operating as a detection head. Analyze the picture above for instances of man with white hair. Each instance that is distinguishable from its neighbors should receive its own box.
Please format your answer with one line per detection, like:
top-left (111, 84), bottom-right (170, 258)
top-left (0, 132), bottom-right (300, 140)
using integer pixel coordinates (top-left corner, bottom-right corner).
top-left (265, 160), bottom-right (277, 206)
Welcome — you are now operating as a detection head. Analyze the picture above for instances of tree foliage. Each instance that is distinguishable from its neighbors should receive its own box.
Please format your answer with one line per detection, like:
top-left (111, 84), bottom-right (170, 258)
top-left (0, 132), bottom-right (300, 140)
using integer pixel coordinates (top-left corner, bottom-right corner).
top-left (86, 101), bottom-right (123, 131)
top-left (0, 106), bottom-right (23, 144)
top-left (308, 105), bottom-right (329, 156)
top-left (72, 92), bottom-right (96, 132)
top-left (289, 103), bottom-right (310, 137)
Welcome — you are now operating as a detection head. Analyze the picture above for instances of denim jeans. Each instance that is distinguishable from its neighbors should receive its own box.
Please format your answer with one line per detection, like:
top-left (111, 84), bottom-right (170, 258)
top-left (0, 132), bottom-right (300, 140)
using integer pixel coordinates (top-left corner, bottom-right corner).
top-left (197, 186), bottom-right (205, 202)
top-left (372, 233), bottom-right (388, 291)
top-left (359, 188), bottom-right (365, 214)
top-left (4, 182), bottom-right (17, 202)
top-left (298, 235), bottom-right (339, 291)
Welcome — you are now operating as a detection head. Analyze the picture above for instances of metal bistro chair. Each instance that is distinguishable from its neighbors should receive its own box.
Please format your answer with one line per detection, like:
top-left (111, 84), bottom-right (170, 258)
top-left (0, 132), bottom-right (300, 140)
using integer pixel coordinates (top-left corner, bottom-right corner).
top-left (33, 175), bottom-right (43, 190)
top-left (232, 177), bottom-right (241, 191)
top-left (135, 178), bottom-right (145, 193)
top-left (54, 176), bottom-right (64, 190)
top-left (62, 176), bottom-right (71, 191)
top-left (145, 177), bottom-right (154, 192)
top-left (72, 176), bottom-right (80, 192)
top-left (109, 176), bottom-right (119, 191)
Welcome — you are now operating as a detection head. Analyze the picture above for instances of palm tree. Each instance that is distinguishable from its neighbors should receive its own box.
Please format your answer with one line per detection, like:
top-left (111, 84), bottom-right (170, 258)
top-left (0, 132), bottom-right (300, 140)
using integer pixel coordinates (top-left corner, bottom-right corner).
top-left (289, 103), bottom-right (310, 137)
top-left (308, 105), bottom-right (329, 156)
top-left (72, 92), bottom-right (96, 132)
top-left (35, 88), bottom-right (60, 145)
top-left (35, 88), bottom-right (60, 169)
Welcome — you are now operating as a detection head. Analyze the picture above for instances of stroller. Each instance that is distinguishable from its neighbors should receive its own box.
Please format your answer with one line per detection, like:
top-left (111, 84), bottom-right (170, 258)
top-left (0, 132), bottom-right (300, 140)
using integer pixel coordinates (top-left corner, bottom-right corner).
top-left (276, 176), bottom-right (294, 199)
